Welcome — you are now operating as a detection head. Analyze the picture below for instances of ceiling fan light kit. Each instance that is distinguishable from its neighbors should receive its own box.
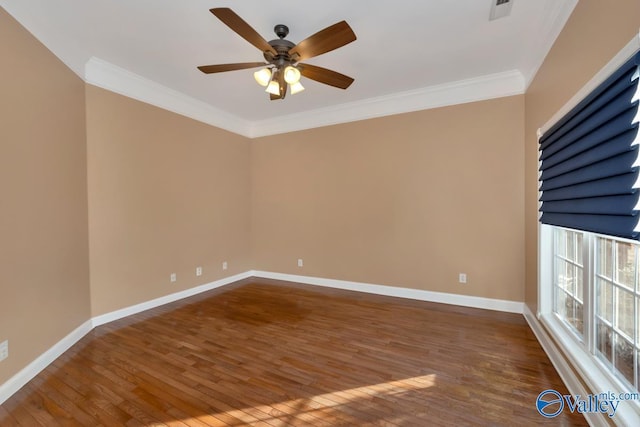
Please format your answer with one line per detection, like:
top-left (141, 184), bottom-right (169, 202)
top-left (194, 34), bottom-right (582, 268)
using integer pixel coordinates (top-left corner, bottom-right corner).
top-left (253, 68), bottom-right (272, 86)
top-left (266, 78), bottom-right (281, 96)
top-left (290, 81), bottom-right (305, 95)
top-left (283, 66), bottom-right (301, 85)
top-left (197, 8), bottom-right (356, 101)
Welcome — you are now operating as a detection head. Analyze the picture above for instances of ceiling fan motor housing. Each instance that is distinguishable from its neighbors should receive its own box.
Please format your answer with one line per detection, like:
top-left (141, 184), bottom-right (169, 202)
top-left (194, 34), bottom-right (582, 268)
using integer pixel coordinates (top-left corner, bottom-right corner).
top-left (265, 25), bottom-right (296, 65)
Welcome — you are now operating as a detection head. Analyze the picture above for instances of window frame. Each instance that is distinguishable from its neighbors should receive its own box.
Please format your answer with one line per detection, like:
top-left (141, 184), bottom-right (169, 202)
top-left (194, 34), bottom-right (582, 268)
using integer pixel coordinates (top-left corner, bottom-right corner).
top-left (539, 225), bottom-right (640, 419)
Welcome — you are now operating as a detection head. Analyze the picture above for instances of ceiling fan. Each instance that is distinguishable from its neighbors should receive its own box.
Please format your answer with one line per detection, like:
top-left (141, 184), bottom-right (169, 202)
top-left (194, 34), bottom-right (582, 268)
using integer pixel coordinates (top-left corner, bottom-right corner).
top-left (197, 8), bottom-right (356, 100)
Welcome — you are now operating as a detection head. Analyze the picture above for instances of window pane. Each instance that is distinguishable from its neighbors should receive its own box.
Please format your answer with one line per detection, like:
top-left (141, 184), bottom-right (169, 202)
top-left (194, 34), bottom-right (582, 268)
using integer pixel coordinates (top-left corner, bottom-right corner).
top-left (556, 229), bottom-right (566, 258)
top-left (614, 333), bottom-right (635, 386)
top-left (567, 231), bottom-right (575, 260)
top-left (616, 242), bottom-right (636, 290)
top-left (576, 233), bottom-right (583, 265)
top-left (597, 278), bottom-right (613, 323)
top-left (616, 288), bottom-right (635, 340)
top-left (556, 260), bottom-right (568, 291)
top-left (596, 318), bottom-right (613, 362)
top-left (569, 298), bottom-right (584, 335)
top-left (555, 288), bottom-right (567, 319)
top-left (576, 268), bottom-right (584, 303)
top-left (565, 263), bottom-right (575, 294)
top-left (598, 238), bottom-right (613, 279)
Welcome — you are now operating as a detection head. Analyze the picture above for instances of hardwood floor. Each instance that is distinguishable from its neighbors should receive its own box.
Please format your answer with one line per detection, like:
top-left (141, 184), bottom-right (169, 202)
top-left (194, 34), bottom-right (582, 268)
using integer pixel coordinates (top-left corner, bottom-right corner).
top-left (1, 279), bottom-right (586, 426)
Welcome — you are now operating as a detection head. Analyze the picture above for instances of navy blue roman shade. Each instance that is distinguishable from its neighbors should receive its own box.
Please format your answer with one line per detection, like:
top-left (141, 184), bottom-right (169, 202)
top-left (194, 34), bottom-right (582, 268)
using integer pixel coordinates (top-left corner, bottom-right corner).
top-left (539, 51), bottom-right (640, 239)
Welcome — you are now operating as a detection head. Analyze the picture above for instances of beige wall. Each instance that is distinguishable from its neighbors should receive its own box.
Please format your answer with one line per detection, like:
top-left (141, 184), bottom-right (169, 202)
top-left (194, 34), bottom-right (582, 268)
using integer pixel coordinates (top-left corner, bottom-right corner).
top-left (0, 9), bottom-right (91, 384)
top-left (86, 86), bottom-right (252, 316)
top-left (252, 96), bottom-right (525, 302)
top-left (8, 0), bottom-right (638, 392)
top-left (524, 0), bottom-right (640, 312)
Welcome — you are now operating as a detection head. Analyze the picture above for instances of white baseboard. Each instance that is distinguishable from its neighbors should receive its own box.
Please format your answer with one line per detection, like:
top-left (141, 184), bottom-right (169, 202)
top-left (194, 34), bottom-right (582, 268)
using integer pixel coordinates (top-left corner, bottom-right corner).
top-left (251, 270), bottom-right (524, 314)
top-left (0, 319), bottom-right (93, 406)
top-left (0, 269), bottom-right (523, 406)
top-left (91, 271), bottom-right (253, 327)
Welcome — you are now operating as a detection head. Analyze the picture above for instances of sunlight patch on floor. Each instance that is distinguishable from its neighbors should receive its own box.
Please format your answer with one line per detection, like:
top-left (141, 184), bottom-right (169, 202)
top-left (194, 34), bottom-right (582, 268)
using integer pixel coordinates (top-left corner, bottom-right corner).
top-left (173, 374), bottom-right (437, 426)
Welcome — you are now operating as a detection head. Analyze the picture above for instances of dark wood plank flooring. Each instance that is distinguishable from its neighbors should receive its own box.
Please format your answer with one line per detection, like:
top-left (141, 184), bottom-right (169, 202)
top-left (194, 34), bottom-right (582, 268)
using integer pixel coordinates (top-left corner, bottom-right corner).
top-left (0, 279), bottom-right (586, 426)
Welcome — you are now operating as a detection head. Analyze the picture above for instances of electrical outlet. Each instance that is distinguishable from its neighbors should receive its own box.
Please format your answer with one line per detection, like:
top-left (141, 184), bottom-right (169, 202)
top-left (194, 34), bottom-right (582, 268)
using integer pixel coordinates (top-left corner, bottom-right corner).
top-left (170, 273), bottom-right (177, 283)
top-left (0, 340), bottom-right (8, 362)
top-left (196, 266), bottom-right (202, 277)
top-left (222, 261), bottom-right (228, 270)
top-left (459, 273), bottom-right (467, 284)
top-left (297, 259), bottom-right (304, 267)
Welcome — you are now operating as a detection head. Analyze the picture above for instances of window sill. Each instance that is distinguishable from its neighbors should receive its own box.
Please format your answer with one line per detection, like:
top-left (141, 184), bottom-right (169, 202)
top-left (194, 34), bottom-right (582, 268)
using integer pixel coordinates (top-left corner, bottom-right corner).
top-left (537, 311), bottom-right (640, 425)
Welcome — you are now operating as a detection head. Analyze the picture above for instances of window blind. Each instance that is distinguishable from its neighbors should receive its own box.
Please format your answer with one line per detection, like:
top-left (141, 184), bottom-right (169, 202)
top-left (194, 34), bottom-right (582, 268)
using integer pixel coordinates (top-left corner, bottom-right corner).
top-left (539, 51), bottom-right (640, 239)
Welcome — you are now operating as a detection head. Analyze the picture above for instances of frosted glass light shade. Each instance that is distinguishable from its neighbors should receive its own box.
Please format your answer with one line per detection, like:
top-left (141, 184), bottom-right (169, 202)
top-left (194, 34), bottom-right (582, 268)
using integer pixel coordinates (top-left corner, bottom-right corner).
top-left (253, 68), bottom-right (272, 86)
top-left (290, 81), bottom-right (305, 95)
top-left (266, 80), bottom-right (281, 95)
top-left (283, 66), bottom-right (301, 84)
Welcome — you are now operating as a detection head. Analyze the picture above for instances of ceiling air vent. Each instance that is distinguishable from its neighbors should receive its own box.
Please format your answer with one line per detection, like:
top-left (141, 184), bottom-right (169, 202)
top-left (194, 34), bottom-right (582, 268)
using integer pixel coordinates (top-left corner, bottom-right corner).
top-left (489, 0), bottom-right (513, 21)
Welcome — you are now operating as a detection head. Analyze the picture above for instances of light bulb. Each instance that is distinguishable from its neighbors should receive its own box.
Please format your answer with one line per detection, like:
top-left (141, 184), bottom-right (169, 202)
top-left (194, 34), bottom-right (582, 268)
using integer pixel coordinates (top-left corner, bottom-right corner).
top-left (266, 80), bottom-right (281, 96)
top-left (290, 81), bottom-right (305, 95)
top-left (253, 68), bottom-right (272, 86)
top-left (283, 66), bottom-right (301, 84)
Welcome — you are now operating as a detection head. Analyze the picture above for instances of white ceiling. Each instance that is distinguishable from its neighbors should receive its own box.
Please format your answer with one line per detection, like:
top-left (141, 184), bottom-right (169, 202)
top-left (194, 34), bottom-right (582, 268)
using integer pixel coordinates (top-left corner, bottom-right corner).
top-left (1, 0), bottom-right (577, 137)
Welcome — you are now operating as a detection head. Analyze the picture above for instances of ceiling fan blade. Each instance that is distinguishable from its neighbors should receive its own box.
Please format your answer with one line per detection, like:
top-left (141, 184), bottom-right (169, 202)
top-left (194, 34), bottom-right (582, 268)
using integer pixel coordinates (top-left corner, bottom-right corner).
top-left (210, 8), bottom-right (277, 56)
top-left (289, 21), bottom-right (356, 61)
top-left (197, 62), bottom-right (268, 74)
top-left (298, 63), bottom-right (354, 89)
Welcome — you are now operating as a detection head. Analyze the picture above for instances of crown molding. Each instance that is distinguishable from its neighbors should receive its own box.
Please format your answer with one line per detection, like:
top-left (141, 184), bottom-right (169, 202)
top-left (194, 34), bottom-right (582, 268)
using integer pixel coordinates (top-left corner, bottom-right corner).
top-left (520, 0), bottom-right (578, 88)
top-left (249, 70), bottom-right (525, 137)
top-left (84, 57), bottom-right (252, 137)
top-left (85, 57), bottom-right (525, 139)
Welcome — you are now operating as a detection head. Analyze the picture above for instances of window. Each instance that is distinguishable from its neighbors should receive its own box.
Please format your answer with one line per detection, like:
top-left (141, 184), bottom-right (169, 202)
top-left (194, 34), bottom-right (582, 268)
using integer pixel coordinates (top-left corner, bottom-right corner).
top-left (550, 227), bottom-right (640, 391)
top-left (538, 38), bottom-right (640, 424)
